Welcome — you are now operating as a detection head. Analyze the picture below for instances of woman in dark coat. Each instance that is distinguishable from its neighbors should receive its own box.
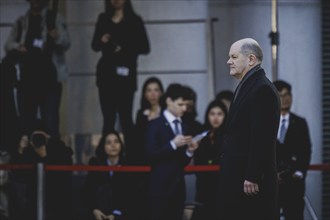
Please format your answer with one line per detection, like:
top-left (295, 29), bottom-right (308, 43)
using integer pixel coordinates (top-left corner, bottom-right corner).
top-left (83, 131), bottom-right (133, 220)
top-left (92, 0), bottom-right (150, 156)
top-left (192, 100), bottom-right (227, 220)
top-left (134, 77), bottom-right (164, 164)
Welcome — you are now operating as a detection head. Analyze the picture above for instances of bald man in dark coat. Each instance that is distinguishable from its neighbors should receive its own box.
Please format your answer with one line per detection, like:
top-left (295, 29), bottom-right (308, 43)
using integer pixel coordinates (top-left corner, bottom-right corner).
top-left (217, 38), bottom-right (280, 219)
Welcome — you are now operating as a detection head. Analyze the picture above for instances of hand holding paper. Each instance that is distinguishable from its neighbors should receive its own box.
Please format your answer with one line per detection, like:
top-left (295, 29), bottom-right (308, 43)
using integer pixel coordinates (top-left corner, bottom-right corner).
top-left (192, 130), bottom-right (209, 142)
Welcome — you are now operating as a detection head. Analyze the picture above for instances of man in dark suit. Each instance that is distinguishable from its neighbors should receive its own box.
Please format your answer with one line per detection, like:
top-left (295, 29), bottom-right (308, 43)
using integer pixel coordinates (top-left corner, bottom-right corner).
top-left (273, 80), bottom-right (312, 220)
top-left (217, 38), bottom-right (280, 219)
top-left (145, 83), bottom-right (199, 220)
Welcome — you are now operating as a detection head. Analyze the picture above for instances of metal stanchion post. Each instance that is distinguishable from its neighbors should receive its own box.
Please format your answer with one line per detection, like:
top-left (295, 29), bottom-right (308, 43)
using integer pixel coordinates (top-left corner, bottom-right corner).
top-left (37, 163), bottom-right (45, 220)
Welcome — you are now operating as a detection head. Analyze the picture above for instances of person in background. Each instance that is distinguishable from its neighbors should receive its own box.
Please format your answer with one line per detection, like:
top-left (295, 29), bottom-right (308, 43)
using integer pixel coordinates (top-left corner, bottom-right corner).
top-left (83, 130), bottom-right (133, 220)
top-left (273, 80), bottom-right (312, 220)
top-left (132, 76), bottom-right (164, 219)
top-left (0, 57), bottom-right (20, 155)
top-left (5, 0), bottom-right (70, 139)
top-left (217, 38), bottom-right (280, 219)
top-left (91, 0), bottom-right (150, 155)
top-left (145, 83), bottom-right (199, 220)
top-left (192, 100), bottom-right (227, 220)
top-left (215, 90), bottom-right (234, 111)
top-left (182, 86), bottom-right (204, 137)
top-left (134, 76), bottom-right (164, 164)
top-left (10, 121), bottom-right (73, 220)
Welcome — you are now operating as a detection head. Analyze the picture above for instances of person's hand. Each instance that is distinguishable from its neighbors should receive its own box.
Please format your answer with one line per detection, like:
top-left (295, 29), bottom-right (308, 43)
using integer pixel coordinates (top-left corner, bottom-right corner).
top-left (48, 29), bottom-right (58, 39)
top-left (173, 135), bottom-right (192, 148)
top-left (17, 45), bottom-right (27, 53)
top-left (292, 171), bottom-right (303, 180)
top-left (244, 180), bottom-right (259, 196)
top-left (277, 171), bottom-right (285, 183)
top-left (101, 33), bottom-right (111, 43)
top-left (187, 141), bottom-right (199, 154)
top-left (106, 214), bottom-right (115, 220)
top-left (18, 135), bottom-right (29, 154)
top-left (93, 209), bottom-right (107, 220)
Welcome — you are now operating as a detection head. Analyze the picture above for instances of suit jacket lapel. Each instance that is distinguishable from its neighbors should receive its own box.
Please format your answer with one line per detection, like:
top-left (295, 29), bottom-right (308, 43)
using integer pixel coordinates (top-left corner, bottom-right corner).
top-left (285, 113), bottom-right (296, 142)
top-left (161, 114), bottom-right (175, 137)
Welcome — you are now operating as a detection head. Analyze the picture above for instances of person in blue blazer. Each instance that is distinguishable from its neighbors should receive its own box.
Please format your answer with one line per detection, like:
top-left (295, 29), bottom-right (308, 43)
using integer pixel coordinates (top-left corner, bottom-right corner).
top-left (145, 83), bottom-right (199, 220)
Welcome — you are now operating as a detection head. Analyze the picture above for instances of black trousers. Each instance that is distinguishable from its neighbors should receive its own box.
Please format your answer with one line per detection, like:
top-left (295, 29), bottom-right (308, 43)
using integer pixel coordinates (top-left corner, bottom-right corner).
top-left (149, 194), bottom-right (184, 220)
top-left (18, 82), bottom-right (62, 138)
top-left (279, 178), bottom-right (305, 220)
top-left (97, 84), bottom-right (134, 151)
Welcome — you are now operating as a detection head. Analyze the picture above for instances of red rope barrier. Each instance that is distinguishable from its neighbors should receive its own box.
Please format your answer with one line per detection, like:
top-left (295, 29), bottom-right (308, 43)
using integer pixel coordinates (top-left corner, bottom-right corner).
top-left (0, 164), bottom-right (329, 172)
top-left (0, 164), bottom-right (34, 170)
top-left (46, 165), bottom-right (151, 172)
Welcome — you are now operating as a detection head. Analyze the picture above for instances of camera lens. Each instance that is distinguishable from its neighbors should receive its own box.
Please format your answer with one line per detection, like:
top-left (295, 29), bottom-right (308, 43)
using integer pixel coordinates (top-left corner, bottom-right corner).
top-left (31, 133), bottom-right (47, 148)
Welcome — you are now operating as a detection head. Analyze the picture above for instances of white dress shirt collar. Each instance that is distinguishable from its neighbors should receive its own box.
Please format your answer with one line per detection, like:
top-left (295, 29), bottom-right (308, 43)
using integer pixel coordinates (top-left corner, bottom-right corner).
top-left (163, 109), bottom-right (181, 124)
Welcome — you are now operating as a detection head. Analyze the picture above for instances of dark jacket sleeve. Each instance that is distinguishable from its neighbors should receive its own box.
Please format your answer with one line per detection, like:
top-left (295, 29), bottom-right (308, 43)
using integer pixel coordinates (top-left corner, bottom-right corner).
top-left (145, 120), bottom-right (177, 164)
top-left (82, 157), bottom-right (100, 211)
top-left (246, 85), bottom-right (280, 183)
top-left (294, 118), bottom-right (312, 175)
top-left (91, 13), bottom-right (116, 52)
top-left (130, 15), bottom-right (150, 55)
top-left (145, 119), bottom-right (190, 165)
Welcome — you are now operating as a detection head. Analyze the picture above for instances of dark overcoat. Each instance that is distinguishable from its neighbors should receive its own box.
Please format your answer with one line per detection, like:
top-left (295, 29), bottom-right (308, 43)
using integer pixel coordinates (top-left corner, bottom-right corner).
top-left (218, 68), bottom-right (280, 219)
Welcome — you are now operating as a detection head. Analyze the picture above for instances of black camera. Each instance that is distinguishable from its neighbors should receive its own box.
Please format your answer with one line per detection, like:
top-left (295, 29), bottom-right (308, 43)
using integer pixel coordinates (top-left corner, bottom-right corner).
top-left (31, 133), bottom-right (48, 148)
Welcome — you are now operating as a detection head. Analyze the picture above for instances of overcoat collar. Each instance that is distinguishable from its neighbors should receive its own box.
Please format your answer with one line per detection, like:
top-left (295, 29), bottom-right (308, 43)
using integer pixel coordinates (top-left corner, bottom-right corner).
top-left (227, 68), bottom-right (266, 126)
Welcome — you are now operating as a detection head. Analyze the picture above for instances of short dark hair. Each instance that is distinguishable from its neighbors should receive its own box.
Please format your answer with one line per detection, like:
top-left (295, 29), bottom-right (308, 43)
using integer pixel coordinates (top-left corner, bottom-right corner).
top-left (216, 90), bottom-right (234, 103)
top-left (183, 85), bottom-right (198, 119)
top-left (160, 83), bottom-right (190, 109)
top-left (165, 83), bottom-right (190, 101)
top-left (273, 80), bottom-right (292, 94)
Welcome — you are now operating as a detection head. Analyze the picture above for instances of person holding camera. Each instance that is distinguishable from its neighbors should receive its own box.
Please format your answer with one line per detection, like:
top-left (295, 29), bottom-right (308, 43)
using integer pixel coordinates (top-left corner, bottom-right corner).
top-left (273, 80), bottom-right (312, 220)
top-left (10, 122), bottom-right (73, 219)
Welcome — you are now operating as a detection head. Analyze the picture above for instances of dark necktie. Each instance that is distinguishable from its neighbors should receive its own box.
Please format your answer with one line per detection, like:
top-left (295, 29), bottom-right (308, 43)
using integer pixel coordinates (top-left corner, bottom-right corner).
top-left (173, 119), bottom-right (181, 135)
top-left (279, 118), bottom-right (287, 143)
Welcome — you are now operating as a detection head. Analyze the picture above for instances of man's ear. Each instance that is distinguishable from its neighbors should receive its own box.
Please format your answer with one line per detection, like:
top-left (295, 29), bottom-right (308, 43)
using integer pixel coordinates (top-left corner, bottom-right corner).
top-left (166, 97), bottom-right (171, 106)
top-left (249, 54), bottom-right (257, 66)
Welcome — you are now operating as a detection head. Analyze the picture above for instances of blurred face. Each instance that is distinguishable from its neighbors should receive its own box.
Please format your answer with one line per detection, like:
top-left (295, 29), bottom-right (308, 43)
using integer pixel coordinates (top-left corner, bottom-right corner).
top-left (208, 106), bottom-right (225, 129)
top-left (186, 100), bottom-right (195, 113)
top-left (19, 135), bottom-right (29, 148)
top-left (104, 134), bottom-right (122, 157)
top-left (227, 42), bottom-right (250, 80)
top-left (29, 0), bottom-right (47, 12)
top-left (111, 0), bottom-right (126, 10)
top-left (278, 88), bottom-right (292, 112)
top-left (166, 97), bottom-right (188, 118)
top-left (145, 82), bottom-right (163, 106)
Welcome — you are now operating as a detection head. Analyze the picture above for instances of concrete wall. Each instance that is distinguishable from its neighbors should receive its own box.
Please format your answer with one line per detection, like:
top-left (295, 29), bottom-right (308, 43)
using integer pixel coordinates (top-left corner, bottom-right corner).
top-left (65, 0), bottom-right (210, 134)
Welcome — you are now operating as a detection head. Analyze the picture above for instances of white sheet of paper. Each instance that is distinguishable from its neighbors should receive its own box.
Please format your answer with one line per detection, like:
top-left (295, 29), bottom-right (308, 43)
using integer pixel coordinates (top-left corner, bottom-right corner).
top-left (192, 130), bottom-right (209, 142)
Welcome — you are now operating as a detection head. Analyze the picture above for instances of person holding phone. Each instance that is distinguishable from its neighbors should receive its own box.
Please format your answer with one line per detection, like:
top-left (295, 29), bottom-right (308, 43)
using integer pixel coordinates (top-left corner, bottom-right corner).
top-left (145, 83), bottom-right (200, 220)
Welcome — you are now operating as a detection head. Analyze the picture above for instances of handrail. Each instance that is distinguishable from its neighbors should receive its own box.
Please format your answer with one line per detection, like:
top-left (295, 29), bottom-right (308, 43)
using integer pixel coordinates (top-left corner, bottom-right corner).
top-left (1, 164), bottom-right (329, 172)
top-left (304, 195), bottom-right (319, 220)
